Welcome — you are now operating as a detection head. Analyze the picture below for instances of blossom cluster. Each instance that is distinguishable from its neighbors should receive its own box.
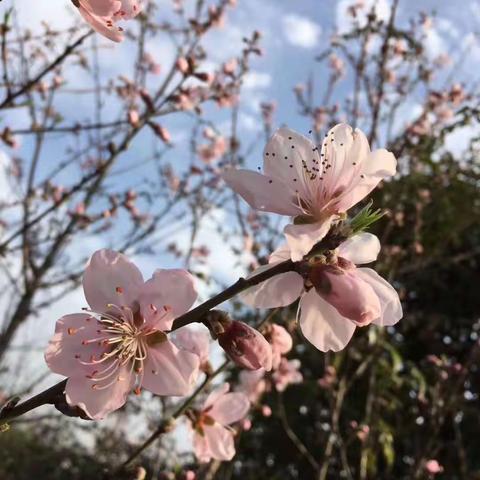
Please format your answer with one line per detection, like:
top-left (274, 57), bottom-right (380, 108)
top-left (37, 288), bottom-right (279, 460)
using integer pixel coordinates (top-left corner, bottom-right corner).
top-left (44, 120), bottom-right (402, 463)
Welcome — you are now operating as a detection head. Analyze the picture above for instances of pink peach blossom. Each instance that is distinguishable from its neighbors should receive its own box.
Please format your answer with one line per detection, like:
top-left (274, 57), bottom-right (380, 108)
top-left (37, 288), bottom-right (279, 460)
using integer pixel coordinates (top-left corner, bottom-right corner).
top-left (192, 383), bottom-right (249, 462)
top-left (264, 324), bottom-right (293, 369)
top-left (197, 136), bottom-right (227, 164)
top-left (222, 125), bottom-right (397, 261)
top-left (218, 320), bottom-right (273, 371)
top-left (241, 233), bottom-right (402, 352)
top-left (75, 0), bottom-right (142, 43)
top-left (45, 249), bottom-right (200, 419)
top-left (272, 358), bottom-right (303, 392)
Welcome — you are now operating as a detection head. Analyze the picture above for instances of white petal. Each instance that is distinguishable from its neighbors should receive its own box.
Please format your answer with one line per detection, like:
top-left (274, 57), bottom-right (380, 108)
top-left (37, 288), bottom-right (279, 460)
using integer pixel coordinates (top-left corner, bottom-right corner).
top-left (284, 217), bottom-right (334, 262)
top-left (338, 233), bottom-right (381, 265)
top-left (356, 268), bottom-right (403, 327)
top-left (364, 149), bottom-right (397, 177)
top-left (263, 127), bottom-right (319, 201)
top-left (221, 169), bottom-right (300, 216)
top-left (320, 125), bottom-right (370, 203)
top-left (298, 290), bottom-right (356, 352)
top-left (240, 263), bottom-right (304, 308)
top-left (335, 148), bottom-right (397, 212)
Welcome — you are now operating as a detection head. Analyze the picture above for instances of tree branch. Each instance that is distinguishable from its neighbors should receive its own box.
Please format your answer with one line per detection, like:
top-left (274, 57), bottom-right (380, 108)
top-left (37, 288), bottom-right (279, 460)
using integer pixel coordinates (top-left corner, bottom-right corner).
top-left (0, 260), bottom-right (296, 423)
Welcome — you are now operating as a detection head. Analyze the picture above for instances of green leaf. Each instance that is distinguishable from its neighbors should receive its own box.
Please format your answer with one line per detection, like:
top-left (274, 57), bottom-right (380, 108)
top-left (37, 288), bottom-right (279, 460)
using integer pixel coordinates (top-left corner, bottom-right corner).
top-left (349, 200), bottom-right (385, 234)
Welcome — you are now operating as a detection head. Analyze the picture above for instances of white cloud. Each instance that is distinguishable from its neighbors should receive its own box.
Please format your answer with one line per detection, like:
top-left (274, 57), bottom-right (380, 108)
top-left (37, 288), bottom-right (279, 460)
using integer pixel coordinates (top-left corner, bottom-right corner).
top-left (239, 112), bottom-right (262, 132)
top-left (423, 27), bottom-right (447, 60)
top-left (9, 0), bottom-right (76, 32)
top-left (444, 124), bottom-right (477, 157)
top-left (243, 71), bottom-right (272, 90)
top-left (282, 14), bottom-right (321, 49)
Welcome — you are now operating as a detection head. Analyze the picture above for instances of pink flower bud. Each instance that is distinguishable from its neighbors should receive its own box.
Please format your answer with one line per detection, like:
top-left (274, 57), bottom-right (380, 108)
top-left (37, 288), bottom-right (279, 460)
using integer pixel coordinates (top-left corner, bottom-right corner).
top-left (309, 263), bottom-right (381, 326)
top-left (149, 123), bottom-right (171, 144)
top-left (128, 109), bottom-right (140, 126)
top-left (176, 57), bottom-right (190, 74)
top-left (218, 321), bottom-right (273, 371)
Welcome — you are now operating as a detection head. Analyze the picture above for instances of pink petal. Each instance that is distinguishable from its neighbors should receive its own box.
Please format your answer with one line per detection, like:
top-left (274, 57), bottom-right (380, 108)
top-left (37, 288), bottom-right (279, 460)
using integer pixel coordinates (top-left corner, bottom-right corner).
top-left (240, 264), bottom-right (303, 308)
top-left (312, 267), bottom-right (381, 325)
top-left (45, 313), bottom-right (106, 377)
top-left (138, 269), bottom-right (197, 329)
top-left (262, 127), bottom-right (318, 201)
top-left (82, 249), bottom-right (144, 312)
top-left (218, 321), bottom-right (273, 371)
top-left (338, 233), bottom-right (381, 265)
top-left (204, 383), bottom-right (230, 410)
top-left (268, 243), bottom-right (292, 263)
top-left (319, 125), bottom-right (370, 210)
top-left (356, 268), bottom-right (403, 326)
top-left (364, 149), bottom-right (397, 177)
top-left (77, 5), bottom-right (124, 42)
top-left (117, 0), bottom-right (143, 19)
top-left (269, 324), bottom-right (293, 369)
top-left (208, 391), bottom-right (250, 425)
top-left (65, 363), bottom-right (133, 420)
top-left (284, 217), bottom-right (334, 262)
top-left (221, 169), bottom-right (301, 216)
top-left (194, 423), bottom-right (235, 462)
top-left (193, 429), bottom-right (212, 463)
top-left (173, 326), bottom-right (210, 364)
top-left (336, 148), bottom-right (397, 212)
top-left (298, 289), bottom-right (356, 352)
top-left (84, 0), bottom-right (121, 16)
top-left (270, 324), bottom-right (293, 355)
top-left (142, 340), bottom-right (199, 396)
top-left (273, 358), bottom-right (303, 392)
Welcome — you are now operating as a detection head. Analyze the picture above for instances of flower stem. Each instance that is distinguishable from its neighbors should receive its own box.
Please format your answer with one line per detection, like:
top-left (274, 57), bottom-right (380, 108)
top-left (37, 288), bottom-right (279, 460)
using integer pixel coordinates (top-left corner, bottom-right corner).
top-left (171, 259), bottom-right (295, 331)
top-left (0, 379), bottom-right (67, 424)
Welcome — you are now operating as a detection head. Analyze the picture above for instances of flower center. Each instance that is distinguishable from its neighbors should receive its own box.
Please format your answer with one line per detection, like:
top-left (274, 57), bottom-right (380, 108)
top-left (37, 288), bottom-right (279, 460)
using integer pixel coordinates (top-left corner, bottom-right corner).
top-left (76, 302), bottom-right (168, 394)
